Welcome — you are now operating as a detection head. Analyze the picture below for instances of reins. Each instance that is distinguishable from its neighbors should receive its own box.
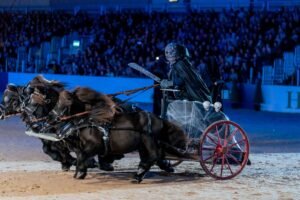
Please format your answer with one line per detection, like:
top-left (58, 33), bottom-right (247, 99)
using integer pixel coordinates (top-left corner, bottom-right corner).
top-left (26, 84), bottom-right (160, 124)
top-left (1, 112), bottom-right (22, 119)
top-left (108, 84), bottom-right (159, 97)
top-left (108, 84), bottom-right (160, 106)
top-left (58, 111), bottom-right (90, 121)
top-left (30, 110), bottom-right (91, 123)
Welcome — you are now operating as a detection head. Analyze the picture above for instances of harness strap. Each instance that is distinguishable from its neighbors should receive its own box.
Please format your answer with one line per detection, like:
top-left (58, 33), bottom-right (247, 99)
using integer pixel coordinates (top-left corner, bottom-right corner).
top-left (74, 121), bottom-right (110, 157)
top-left (58, 111), bottom-right (91, 121)
top-left (94, 124), bottom-right (110, 157)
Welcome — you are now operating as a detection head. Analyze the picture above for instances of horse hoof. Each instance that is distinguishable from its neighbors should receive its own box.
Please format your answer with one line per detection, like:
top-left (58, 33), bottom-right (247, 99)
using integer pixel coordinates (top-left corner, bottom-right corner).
top-left (76, 172), bottom-right (87, 179)
top-left (131, 179), bottom-right (142, 184)
top-left (78, 172), bottom-right (87, 179)
top-left (163, 167), bottom-right (174, 173)
top-left (73, 172), bottom-right (78, 179)
top-left (247, 159), bottom-right (252, 165)
top-left (133, 174), bottom-right (144, 184)
top-left (157, 160), bottom-right (174, 173)
top-left (132, 178), bottom-right (143, 184)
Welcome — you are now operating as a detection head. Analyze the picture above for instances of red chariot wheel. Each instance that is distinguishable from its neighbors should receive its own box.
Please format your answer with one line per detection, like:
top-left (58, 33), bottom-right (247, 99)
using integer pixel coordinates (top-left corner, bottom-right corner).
top-left (199, 120), bottom-right (250, 180)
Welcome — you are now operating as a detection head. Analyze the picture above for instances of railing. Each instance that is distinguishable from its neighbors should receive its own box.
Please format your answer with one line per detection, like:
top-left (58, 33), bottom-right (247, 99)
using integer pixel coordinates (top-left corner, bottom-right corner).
top-left (262, 46), bottom-right (300, 86)
top-left (0, 0), bottom-right (299, 13)
top-left (255, 0), bottom-right (300, 10)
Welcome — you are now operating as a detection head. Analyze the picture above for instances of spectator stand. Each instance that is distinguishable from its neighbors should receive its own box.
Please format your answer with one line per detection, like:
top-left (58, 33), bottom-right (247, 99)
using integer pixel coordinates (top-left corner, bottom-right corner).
top-left (295, 46), bottom-right (300, 86)
top-left (262, 65), bottom-right (273, 85)
top-left (273, 58), bottom-right (284, 85)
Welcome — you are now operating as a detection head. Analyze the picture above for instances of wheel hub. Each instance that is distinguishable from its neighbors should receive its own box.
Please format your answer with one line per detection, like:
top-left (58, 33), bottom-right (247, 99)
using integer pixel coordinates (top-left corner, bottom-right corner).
top-left (215, 144), bottom-right (228, 156)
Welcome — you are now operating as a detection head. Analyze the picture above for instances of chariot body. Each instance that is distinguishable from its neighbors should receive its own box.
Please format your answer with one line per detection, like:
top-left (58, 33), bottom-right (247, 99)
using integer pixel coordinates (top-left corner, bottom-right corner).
top-left (161, 88), bottom-right (250, 179)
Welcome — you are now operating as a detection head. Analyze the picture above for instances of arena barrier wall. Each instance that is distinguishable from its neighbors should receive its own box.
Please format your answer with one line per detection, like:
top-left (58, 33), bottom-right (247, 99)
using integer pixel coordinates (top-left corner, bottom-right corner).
top-left (0, 72), bottom-right (8, 93)
top-left (1, 73), bottom-right (300, 113)
top-left (236, 83), bottom-right (300, 113)
top-left (260, 85), bottom-right (300, 113)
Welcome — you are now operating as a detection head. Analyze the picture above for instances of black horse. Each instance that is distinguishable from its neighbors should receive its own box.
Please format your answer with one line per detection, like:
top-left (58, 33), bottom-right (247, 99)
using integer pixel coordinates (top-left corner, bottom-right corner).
top-left (27, 80), bottom-right (188, 182)
top-left (0, 83), bottom-right (94, 171)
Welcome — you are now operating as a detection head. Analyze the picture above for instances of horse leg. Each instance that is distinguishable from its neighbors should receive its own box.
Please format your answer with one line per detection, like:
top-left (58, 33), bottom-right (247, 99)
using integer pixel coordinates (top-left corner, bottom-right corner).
top-left (62, 153), bottom-right (76, 170)
top-left (73, 151), bottom-right (88, 179)
top-left (134, 137), bottom-right (158, 183)
top-left (51, 142), bottom-right (77, 171)
top-left (156, 148), bottom-right (174, 173)
top-left (98, 155), bottom-right (114, 171)
top-left (85, 157), bottom-right (98, 168)
top-left (41, 140), bottom-right (73, 171)
top-left (98, 153), bottom-right (125, 171)
top-left (156, 160), bottom-right (174, 173)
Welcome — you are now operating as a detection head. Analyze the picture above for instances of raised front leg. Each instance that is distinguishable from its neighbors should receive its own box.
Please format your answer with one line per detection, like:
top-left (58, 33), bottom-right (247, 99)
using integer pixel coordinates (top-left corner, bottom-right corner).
top-left (42, 140), bottom-right (75, 171)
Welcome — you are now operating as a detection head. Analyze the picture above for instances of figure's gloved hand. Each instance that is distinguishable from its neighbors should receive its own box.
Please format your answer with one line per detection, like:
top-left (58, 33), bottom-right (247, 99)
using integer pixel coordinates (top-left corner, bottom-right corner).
top-left (160, 79), bottom-right (173, 89)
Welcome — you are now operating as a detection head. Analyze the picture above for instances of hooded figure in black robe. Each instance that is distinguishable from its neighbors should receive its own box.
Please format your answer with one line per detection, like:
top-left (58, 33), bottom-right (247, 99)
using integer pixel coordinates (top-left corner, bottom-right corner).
top-left (161, 43), bottom-right (212, 102)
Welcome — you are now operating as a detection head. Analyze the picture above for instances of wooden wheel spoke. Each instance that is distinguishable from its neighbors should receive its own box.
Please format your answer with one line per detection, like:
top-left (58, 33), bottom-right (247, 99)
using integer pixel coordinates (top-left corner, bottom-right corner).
top-left (215, 126), bottom-right (221, 144)
top-left (220, 155), bottom-right (225, 177)
top-left (228, 138), bottom-right (246, 150)
top-left (206, 134), bottom-right (219, 145)
top-left (227, 127), bottom-right (239, 143)
top-left (223, 124), bottom-right (229, 146)
top-left (209, 156), bottom-right (218, 172)
top-left (202, 147), bottom-right (217, 151)
top-left (203, 153), bottom-right (215, 163)
top-left (225, 156), bottom-right (234, 175)
top-left (226, 154), bottom-right (241, 166)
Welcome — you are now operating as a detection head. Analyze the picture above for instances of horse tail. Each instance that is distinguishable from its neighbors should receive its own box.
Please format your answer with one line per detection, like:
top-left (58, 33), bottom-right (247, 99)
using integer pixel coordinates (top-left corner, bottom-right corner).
top-left (159, 142), bottom-right (195, 160)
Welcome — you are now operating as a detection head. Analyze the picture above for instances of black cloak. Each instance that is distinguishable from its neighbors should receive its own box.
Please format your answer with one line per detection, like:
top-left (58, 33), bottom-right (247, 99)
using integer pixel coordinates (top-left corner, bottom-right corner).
top-left (168, 59), bottom-right (212, 102)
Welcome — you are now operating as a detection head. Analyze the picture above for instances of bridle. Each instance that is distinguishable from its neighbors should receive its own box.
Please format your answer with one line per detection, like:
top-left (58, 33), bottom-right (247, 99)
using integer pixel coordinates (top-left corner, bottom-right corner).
top-left (2, 87), bottom-right (24, 114)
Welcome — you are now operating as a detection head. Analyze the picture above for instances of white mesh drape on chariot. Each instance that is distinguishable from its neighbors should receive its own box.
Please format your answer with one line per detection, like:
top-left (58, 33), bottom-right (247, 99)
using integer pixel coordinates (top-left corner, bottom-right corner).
top-left (164, 99), bottom-right (250, 179)
top-left (166, 100), bottom-right (227, 139)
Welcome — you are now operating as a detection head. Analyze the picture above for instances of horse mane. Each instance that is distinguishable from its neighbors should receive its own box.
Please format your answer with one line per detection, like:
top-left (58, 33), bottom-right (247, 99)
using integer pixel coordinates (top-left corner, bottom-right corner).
top-left (73, 87), bottom-right (114, 106)
top-left (29, 75), bottom-right (65, 91)
top-left (73, 87), bottom-right (118, 123)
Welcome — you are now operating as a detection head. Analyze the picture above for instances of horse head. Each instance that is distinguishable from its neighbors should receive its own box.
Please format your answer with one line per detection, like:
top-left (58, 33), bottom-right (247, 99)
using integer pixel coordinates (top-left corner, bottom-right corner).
top-left (50, 90), bottom-right (76, 120)
top-left (1, 84), bottom-right (25, 116)
top-left (25, 75), bottom-right (65, 119)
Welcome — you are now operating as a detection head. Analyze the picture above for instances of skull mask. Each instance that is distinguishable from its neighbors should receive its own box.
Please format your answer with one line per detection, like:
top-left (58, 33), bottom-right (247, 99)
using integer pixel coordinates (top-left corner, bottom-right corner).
top-left (165, 43), bottom-right (177, 65)
top-left (165, 42), bottom-right (190, 65)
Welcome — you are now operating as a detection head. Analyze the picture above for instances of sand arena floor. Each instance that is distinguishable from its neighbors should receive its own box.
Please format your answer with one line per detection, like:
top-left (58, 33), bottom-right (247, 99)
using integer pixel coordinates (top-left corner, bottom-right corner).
top-left (0, 117), bottom-right (299, 200)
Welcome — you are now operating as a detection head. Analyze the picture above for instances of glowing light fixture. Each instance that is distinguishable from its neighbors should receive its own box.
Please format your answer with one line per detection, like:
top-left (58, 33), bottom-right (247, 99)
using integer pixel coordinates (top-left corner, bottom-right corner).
top-left (73, 40), bottom-right (80, 47)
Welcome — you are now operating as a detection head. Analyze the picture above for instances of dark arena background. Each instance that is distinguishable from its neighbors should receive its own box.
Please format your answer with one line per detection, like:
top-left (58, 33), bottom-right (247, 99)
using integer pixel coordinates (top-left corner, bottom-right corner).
top-left (0, 0), bottom-right (299, 199)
